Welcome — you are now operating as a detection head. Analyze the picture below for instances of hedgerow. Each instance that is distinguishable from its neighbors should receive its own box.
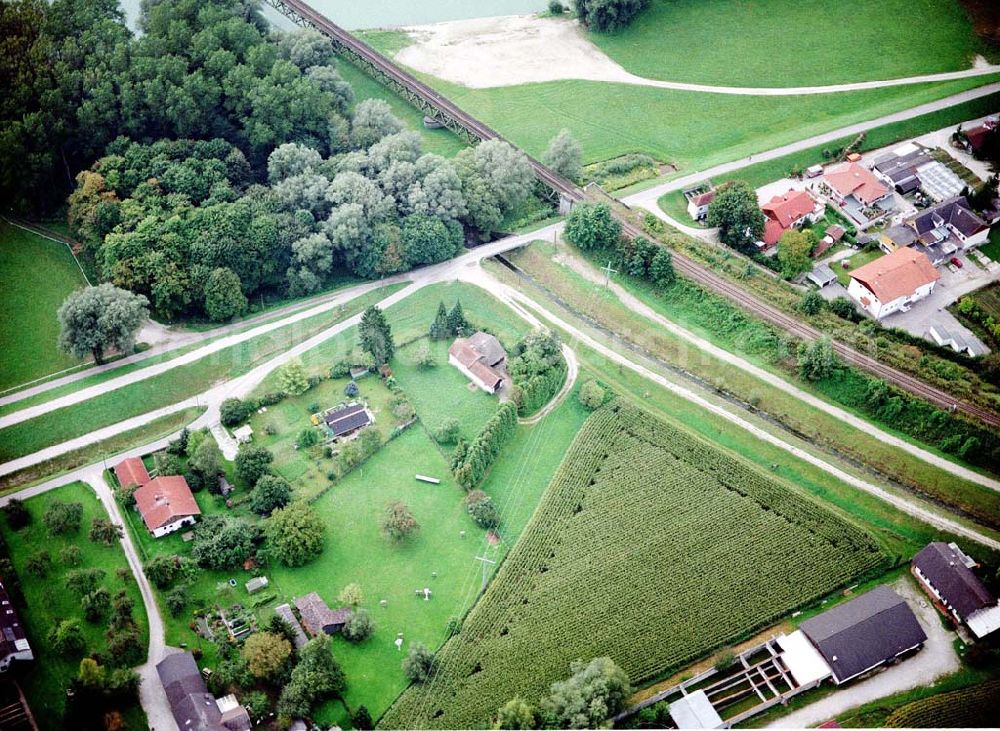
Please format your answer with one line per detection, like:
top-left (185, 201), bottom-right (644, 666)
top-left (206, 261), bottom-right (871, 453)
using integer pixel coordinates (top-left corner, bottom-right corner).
top-left (382, 401), bottom-right (887, 728)
top-left (451, 402), bottom-right (519, 489)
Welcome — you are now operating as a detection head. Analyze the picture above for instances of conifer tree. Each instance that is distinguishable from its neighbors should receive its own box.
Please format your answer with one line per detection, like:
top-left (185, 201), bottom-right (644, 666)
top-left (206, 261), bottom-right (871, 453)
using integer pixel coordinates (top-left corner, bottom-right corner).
top-left (429, 301), bottom-right (449, 339)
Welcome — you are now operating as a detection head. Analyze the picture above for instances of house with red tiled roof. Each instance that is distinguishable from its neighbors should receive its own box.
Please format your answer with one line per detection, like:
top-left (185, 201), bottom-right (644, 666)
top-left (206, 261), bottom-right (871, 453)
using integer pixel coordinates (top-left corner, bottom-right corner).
top-left (759, 189), bottom-right (823, 248)
top-left (448, 332), bottom-right (507, 394)
top-left (114, 457), bottom-right (150, 489)
top-left (847, 248), bottom-right (940, 320)
top-left (686, 189), bottom-right (715, 221)
top-left (820, 163), bottom-right (890, 207)
top-left (134, 475), bottom-right (201, 538)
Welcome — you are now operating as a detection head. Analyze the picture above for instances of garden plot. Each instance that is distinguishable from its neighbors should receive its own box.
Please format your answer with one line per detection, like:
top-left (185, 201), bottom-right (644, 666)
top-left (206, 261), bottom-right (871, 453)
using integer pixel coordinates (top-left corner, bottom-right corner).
top-left (383, 401), bottom-right (888, 729)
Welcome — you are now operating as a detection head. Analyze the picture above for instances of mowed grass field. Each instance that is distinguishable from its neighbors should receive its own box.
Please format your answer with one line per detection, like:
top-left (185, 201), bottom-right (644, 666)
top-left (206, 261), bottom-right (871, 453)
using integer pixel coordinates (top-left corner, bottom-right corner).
top-left (1, 483), bottom-right (149, 730)
top-left (587, 0), bottom-right (994, 86)
top-left (382, 401), bottom-right (888, 729)
top-left (0, 222), bottom-right (88, 391)
top-left (416, 74), bottom-right (997, 173)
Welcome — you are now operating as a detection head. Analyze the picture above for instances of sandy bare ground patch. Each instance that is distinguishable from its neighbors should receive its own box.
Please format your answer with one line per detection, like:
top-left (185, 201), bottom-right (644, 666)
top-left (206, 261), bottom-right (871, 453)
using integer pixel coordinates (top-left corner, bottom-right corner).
top-left (396, 15), bottom-right (636, 88)
top-left (394, 15), bottom-right (1000, 95)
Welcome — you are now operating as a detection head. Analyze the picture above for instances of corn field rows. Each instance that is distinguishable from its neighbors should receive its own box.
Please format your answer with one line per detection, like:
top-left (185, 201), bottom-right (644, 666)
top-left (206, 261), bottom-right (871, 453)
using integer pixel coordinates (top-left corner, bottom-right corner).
top-left (381, 402), bottom-right (887, 729)
top-left (885, 679), bottom-right (1000, 727)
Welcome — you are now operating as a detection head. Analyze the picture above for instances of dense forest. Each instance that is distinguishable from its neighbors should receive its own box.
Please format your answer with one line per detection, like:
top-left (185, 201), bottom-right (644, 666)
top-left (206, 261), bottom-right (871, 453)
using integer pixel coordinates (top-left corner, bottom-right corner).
top-left (1, 0), bottom-right (537, 321)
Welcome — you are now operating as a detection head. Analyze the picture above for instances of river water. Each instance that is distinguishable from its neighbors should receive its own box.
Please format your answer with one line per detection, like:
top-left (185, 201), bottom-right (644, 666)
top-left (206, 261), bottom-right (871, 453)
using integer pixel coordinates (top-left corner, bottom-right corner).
top-left (121, 0), bottom-right (547, 31)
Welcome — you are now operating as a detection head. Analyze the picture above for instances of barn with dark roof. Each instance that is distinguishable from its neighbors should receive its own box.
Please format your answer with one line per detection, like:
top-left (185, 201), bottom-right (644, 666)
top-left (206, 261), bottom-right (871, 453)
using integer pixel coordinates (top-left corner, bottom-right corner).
top-left (912, 542), bottom-right (1000, 638)
top-left (799, 585), bottom-right (926, 684)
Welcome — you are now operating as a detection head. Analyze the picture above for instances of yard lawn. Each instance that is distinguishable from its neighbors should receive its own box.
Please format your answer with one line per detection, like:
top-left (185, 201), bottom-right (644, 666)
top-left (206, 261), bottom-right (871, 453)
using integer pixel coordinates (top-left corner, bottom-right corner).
top-left (392, 339), bottom-right (499, 446)
top-left (834, 247), bottom-right (884, 286)
top-left (1, 482), bottom-right (149, 730)
top-left (981, 225), bottom-right (1000, 261)
top-left (420, 74), bottom-right (998, 175)
top-left (586, 0), bottom-right (994, 87)
top-left (0, 222), bottom-right (88, 392)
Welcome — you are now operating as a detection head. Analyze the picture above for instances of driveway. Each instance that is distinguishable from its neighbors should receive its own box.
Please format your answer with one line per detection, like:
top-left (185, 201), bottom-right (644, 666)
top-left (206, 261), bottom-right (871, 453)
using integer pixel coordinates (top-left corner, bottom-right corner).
top-left (766, 576), bottom-right (960, 729)
top-left (881, 251), bottom-right (998, 354)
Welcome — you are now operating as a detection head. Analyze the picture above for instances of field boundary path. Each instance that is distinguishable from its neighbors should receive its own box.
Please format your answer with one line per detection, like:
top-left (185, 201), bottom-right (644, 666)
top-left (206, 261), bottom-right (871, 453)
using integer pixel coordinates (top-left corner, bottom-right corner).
top-left (466, 265), bottom-right (1000, 551)
top-left (518, 344), bottom-right (579, 426)
top-left (552, 250), bottom-right (1000, 492)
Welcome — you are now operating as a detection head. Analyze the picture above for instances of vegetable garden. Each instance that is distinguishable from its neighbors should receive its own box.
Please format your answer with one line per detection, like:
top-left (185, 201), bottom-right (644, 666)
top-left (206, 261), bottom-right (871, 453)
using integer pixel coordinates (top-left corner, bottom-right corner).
top-left (381, 401), bottom-right (888, 728)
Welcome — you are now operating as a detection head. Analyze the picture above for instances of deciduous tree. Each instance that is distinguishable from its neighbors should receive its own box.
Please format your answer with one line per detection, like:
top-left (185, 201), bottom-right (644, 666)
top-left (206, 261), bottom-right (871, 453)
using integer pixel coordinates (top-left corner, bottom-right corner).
top-left (564, 203), bottom-right (621, 251)
top-left (250, 475), bottom-right (292, 516)
top-left (243, 631), bottom-right (292, 679)
top-left (776, 229), bottom-right (816, 279)
top-left (236, 445), bottom-right (274, 487)
top-left (203, 267), bottom-right (246, 322)
top-left (539, 657), bottom-right (631, 728)
top-left (707, 181), bottom-right (765, 255)
top-left (543, 129), bottom-right (583, 182)
top-left (380, 500), bottom-right (419, 542)
top-left (264, 502), bottom-right (325, 566)
top-left (403, 642), bottom-right (435, 682)
top-left (57, 284), bottom-right (149, 364)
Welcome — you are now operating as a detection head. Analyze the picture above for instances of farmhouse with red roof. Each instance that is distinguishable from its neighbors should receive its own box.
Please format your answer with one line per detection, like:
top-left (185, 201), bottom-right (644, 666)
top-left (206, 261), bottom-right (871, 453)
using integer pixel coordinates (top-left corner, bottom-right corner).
top-left (847, 247), bottom-right (939, 320)
top-left (759, 189), bottom-right (823, 248)
top-left (133, 475), bottom-right (201, 538)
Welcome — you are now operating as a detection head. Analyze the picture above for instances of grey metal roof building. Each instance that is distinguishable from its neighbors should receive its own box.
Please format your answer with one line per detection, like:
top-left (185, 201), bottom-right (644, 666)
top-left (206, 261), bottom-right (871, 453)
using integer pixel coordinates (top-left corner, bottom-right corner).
top-left (912, 542), bottom-right (1000, 638)
top-left (157, 652), bottom-right (252, 731)
top-left (800, 585), bottom-right (926, 684)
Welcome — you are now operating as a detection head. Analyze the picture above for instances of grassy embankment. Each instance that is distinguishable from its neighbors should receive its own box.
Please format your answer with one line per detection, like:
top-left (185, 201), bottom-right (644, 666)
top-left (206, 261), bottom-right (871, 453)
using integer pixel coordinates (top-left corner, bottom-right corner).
top-left (656, 92), bottom-right (1000, 219)
top-left (0, 285), bottom-right (405, 464)
top-left (0, 222), bottom-right (88, 391)
top-left (589, 0), bottom-right (997, 86)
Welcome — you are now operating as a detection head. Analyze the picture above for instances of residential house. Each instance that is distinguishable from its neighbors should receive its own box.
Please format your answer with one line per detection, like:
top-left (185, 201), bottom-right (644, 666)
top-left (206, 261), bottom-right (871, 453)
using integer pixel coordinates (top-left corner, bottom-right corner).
top-left (959, 118), bottom-right (998, 155)
top-left (134, 475), bottom-right (201, 538)
top-left (847, 247), bottom-right (940, 319)
top-left (157, 652), bottom-right (252, 731)
top-left (911, 196), bottom-right (990, 255)
top-left (448, 331), bottom-right (507, 394)
top-left (0, 580), bottom-right (32, 673)
top-left (294, 592), bottom-right (351, 636)
top-left (912, 542), bottom-right (1000, 639)
top-left (323, 402), bottom-right (374, 439)
top-left (799, 585), bottom-right (926, 685)
top-left (684, 188), bottom-right (715, 221)
top-left (114, 457), bottom-right (150, 489)
top-left (759, 189), bottom-right (823, 249)
top-left (818, 162), bottom-right (892, 227)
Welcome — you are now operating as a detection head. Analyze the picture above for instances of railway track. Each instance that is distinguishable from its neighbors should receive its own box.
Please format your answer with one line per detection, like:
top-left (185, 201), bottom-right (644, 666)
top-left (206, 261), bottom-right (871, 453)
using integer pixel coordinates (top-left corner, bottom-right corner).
top-left (264, 0), bottom-right (1000, 429)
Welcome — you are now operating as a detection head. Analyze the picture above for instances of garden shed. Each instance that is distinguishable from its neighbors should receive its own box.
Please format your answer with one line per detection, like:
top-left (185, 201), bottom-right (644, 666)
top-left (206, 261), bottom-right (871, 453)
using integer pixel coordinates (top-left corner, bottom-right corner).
top-left (295, 592), bottom-right (352, 636)
top-left (245, 576), bottom-right (269, 594)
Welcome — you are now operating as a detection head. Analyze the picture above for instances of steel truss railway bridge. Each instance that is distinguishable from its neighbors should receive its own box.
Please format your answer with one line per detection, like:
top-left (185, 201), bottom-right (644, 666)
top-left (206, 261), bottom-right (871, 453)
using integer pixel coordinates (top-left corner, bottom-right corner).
top-left (262, 0), bottom-right (1000, 428)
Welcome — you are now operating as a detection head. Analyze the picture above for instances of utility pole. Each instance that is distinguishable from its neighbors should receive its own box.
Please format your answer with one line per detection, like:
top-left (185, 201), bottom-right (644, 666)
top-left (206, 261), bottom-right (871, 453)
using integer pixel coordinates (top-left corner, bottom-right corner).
top-left (601, 260), bottom-right (618, 287)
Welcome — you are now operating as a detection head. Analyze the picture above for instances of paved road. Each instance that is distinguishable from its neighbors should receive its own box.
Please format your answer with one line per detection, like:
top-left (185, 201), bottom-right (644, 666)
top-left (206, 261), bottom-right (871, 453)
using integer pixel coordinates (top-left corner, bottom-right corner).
top-left (553, 250), bottom-right (1000, 492)
top-left (467, 265), bottom-right (1000, 550)
top-left (622, 82), bottom-right (1000, 211)
top-left (766, 576), bottom-right (959, 729)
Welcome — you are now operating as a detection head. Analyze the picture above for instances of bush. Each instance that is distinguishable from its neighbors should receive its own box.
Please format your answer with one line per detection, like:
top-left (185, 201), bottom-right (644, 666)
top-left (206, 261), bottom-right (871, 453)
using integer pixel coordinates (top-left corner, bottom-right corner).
top-left (278, 361), bottom-right (309, 396)
top-left (434, 417), bottom-right (461, 445)
top-left (220, 398), bottom-right (252, 427)
top-left (298, 428), bottom-right (320, 448)
top-left (548, 0), bottom-right (564, 12)
top-left (331, 360), bottom-right (352, 378)
top-left (799, 290), bottom-right (825, 316)
top-left (415, 344), bottom-right (436, 368)
top-left (466, 490), bottom-right (500, 529)
top-left (3, 499), bottom-right (30, 530)
top-left (828, 296), bottom-right (860, 321)
top-left (403, 642), bottom-right (435, 682)
top-left (342, 608), bottom-right (375, 643)
top-left (578, 380), bottom-right (605, 409)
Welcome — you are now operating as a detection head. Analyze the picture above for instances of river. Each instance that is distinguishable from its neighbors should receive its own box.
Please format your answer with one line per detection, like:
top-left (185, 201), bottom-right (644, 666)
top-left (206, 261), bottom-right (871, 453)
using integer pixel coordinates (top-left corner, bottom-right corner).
top-left (120, 0), bottom-right (548, 31)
